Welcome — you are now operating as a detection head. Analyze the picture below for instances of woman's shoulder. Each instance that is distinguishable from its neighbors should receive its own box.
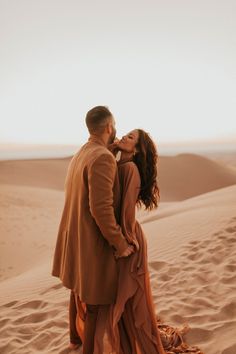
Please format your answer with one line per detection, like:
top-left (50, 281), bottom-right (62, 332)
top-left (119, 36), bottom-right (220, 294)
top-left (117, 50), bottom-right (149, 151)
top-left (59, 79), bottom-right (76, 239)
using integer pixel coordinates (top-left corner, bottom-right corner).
top-left (118, 161), bottom-right (140, 180)
top-left (118, 160), bottom-right (136, 170)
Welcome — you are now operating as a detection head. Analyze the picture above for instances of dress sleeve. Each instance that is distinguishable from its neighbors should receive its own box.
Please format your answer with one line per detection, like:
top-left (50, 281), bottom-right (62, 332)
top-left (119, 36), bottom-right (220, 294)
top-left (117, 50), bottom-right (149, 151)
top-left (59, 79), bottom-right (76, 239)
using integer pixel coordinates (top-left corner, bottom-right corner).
top-left (88, 153), bottom-right (129, 256)
top-left (119, 162), bottom-right (141, 250)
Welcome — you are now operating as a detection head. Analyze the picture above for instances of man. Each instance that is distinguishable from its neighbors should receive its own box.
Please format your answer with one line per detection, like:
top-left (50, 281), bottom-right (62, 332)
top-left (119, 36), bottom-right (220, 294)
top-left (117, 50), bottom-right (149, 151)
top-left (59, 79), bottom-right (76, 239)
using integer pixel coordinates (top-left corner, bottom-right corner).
top-left (52, 106), bottom-right (134, 353)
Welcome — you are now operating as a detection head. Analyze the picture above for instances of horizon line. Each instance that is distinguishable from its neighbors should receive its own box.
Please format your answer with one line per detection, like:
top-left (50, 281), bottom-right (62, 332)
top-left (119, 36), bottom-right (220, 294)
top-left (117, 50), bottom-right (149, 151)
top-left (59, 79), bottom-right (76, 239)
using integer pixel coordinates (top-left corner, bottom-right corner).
top-left (1, 137), bottom-right (236, 148)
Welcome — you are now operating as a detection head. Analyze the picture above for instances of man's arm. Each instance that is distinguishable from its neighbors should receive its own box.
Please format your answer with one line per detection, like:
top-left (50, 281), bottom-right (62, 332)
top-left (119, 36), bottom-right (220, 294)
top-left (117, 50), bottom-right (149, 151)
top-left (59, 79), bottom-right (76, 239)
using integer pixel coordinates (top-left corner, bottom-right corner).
top-left (88, 153), bottom-right (130, 256)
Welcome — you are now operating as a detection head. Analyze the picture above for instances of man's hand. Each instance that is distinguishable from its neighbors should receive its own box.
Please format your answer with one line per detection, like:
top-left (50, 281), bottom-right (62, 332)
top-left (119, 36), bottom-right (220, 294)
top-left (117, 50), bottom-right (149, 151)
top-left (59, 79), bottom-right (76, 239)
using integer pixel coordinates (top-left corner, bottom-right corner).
top-left (114, 244), bottom-right (135, 259)
top-left (108, 139), bottom-right (120, 157)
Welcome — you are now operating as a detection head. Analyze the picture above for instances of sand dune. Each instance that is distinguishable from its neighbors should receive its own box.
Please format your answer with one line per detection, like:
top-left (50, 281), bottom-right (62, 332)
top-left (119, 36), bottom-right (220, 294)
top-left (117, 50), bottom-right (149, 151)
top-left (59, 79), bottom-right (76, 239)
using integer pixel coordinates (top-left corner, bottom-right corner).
top-left (138, 184), bottom-right (236, 224)
top-left (1, 153), bottom-right (236, 202)
top-left (143, 188), bottom-right (236, 354)
top-left (0, 153), bottom-right (236, 353)
top-left (0, 158), bottom-right (70, 190)
top-left (158, 153), bottom-right (236, 201)
top-left (203, 151), bottom-right (236, 169)
top-left (0, 184), bottom-right (64, 280)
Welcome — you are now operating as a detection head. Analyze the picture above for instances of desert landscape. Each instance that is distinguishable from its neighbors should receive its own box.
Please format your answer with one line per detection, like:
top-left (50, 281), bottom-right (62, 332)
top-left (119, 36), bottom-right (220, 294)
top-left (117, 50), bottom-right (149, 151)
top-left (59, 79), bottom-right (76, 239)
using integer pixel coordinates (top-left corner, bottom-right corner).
top-left (0, 150), bottom-right (236, 354)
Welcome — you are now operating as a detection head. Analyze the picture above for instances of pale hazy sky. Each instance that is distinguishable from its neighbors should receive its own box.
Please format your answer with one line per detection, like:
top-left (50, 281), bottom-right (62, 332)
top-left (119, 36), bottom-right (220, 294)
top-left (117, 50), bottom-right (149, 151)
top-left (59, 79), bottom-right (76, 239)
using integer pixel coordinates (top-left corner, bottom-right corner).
top-left (0, 0), bottom-right (236, 145)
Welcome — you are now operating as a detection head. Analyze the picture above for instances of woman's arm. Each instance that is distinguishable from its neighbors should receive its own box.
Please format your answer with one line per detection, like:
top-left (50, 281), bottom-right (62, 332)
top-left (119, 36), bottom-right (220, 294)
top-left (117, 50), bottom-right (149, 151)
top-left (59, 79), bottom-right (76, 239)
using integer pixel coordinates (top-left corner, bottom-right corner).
top-left (119, 162), bottom-right (141, 250)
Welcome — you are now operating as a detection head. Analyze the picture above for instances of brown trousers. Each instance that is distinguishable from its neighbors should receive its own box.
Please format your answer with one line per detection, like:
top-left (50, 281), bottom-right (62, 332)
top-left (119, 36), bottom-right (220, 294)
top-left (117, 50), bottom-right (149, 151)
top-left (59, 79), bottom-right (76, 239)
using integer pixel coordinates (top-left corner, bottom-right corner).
top-left (69, 291), bottom-right (99, 354)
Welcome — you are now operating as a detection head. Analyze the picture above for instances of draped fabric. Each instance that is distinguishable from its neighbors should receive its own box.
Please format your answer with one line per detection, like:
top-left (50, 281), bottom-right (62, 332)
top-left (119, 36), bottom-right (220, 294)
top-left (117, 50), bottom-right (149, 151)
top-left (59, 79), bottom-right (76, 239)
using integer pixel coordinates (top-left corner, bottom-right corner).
top-left (75, 223), bottom-right (165, 354)
top-left (74, 161), bottom-right (204, 354)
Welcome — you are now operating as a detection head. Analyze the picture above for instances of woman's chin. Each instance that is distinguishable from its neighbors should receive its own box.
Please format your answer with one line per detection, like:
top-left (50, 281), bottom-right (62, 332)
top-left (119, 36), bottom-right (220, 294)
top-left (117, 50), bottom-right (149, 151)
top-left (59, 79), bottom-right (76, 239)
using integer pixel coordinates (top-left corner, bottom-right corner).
top-left (117, 144), bottom-right (128, 152)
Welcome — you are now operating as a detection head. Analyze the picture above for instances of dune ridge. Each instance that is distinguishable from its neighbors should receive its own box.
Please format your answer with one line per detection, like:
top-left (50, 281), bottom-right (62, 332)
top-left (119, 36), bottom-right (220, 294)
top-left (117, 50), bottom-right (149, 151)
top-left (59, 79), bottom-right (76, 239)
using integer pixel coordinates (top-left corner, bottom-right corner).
top-left (1, 153), bottom-right (236, 202)
top-left (158, 153), bottom-right (236, 201)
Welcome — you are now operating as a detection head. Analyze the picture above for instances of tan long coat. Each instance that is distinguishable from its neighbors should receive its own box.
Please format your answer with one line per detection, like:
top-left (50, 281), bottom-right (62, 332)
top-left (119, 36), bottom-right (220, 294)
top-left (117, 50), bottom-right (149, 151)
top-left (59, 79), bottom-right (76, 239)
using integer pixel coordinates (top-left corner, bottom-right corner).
top-left (52, 139), bottom-right (129, 305)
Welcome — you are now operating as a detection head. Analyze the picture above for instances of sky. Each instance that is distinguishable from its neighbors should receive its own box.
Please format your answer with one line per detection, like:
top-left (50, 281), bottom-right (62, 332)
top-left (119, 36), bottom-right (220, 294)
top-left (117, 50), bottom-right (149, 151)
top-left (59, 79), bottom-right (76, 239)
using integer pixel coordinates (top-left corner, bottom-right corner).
top-left (0, 0), bottom-right (236, 146)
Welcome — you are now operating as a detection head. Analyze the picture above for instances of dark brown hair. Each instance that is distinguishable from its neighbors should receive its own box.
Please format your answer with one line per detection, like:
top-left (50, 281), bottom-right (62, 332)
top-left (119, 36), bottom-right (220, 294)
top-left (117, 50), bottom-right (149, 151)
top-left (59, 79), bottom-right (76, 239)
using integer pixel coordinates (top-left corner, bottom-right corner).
top-left (133, 129), bottom-right (160, 210)
top-left (85, 106), bottom-right (112, 134)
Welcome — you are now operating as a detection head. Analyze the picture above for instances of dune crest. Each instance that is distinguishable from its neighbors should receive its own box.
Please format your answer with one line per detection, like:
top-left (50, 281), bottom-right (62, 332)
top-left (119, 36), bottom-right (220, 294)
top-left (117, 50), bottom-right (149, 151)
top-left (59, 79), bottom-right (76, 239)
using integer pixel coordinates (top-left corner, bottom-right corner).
top-left (1, 153), bottom-right (236, 201)
top-left (158, 153), bottom-right (236, 201)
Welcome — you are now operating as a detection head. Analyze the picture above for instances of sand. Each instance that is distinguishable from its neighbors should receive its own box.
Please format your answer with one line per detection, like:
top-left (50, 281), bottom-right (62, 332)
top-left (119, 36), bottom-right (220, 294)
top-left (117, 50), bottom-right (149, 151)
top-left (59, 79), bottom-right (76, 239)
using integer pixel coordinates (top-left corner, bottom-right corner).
top-left (0, 152), bottom-right (236, 353)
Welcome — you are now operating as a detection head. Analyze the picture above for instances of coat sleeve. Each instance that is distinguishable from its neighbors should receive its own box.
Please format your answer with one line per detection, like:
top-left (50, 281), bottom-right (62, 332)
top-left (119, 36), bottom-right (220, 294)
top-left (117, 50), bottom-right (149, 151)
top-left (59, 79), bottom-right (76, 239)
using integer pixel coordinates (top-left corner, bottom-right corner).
top-left (120, 163), bottom-right (141, 250)
top-left (88, 153), bottom-right (129, 256)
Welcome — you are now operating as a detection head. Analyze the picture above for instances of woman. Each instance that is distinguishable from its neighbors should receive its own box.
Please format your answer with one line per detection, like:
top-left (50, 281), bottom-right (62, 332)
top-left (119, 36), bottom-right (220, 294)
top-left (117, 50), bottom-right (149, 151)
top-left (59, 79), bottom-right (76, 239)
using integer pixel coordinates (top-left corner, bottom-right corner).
top-left (74, 129), bottom-right (203, 354)
top-left (107, 128), bottom-right (165, 354)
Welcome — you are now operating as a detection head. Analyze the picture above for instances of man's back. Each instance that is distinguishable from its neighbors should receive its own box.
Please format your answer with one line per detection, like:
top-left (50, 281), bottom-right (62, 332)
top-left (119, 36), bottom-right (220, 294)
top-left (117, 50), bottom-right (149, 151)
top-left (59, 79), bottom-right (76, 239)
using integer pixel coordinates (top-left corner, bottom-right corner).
top-left (52, 139), bottom-right (128, 304)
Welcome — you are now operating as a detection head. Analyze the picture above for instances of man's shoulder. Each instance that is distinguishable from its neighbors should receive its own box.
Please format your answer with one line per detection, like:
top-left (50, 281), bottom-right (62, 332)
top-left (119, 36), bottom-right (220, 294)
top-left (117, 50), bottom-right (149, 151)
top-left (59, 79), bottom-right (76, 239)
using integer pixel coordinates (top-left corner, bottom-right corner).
top-left (88, 143), bottom-right (113, 158)
top-left (78, 142), bottom-right (115, 165)
top-left (92, 148), bottom-right (115, 166)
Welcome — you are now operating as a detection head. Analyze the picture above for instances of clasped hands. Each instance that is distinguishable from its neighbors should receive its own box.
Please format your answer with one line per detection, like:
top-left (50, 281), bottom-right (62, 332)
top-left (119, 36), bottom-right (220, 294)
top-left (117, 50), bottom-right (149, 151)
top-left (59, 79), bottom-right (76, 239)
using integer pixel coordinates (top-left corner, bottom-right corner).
top-left (114, 244), bottom-right (135, 260)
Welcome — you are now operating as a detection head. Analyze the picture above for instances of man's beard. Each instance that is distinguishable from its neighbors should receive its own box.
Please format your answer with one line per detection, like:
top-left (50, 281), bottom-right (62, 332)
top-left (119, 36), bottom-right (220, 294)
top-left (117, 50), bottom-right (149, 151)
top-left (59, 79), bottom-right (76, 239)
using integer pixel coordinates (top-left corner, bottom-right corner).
top-left (108, 127), bottom-right (116, 144)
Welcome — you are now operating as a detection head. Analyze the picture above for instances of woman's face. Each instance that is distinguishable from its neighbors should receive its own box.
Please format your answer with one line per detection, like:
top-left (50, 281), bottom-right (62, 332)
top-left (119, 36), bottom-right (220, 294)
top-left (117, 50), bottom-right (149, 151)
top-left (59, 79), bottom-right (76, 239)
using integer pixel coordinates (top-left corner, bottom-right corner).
top-left (117, 129), bottom-right (139, 153)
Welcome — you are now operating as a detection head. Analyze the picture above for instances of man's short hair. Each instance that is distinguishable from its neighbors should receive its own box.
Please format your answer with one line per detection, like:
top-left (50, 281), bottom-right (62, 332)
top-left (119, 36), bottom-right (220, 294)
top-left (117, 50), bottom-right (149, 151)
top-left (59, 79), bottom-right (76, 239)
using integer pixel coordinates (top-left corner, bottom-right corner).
top-left (85, 106), bottom-right (113, 134)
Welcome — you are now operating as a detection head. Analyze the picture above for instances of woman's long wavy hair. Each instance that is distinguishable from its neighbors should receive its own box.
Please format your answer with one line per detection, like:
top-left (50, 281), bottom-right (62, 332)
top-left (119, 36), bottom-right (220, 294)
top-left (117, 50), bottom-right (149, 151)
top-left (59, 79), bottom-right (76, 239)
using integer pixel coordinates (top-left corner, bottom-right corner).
top-left (133, 129), bottom-right (160, 210)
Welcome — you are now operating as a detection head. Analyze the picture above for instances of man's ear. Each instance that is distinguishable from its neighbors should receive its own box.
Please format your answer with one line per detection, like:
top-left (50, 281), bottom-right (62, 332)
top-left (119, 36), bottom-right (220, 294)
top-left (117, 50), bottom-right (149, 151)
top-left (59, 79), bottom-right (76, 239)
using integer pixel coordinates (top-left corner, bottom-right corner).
top-left (106, 121), bottom-right (112, 134)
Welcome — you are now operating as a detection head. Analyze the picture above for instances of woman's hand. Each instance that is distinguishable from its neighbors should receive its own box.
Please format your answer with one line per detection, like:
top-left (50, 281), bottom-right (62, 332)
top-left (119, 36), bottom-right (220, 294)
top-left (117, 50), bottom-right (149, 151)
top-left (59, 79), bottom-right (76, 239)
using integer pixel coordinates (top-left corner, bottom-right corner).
top-left (114, 244), bottom-right (135, 259)
top-left (108, 138), bottom-right (120, 157)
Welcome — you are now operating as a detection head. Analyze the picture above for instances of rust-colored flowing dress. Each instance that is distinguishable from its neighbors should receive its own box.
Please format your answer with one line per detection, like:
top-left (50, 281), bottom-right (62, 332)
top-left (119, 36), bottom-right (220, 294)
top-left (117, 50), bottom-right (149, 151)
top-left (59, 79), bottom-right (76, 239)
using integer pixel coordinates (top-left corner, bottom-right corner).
top-left (74, 160), bottom-right (203, 354)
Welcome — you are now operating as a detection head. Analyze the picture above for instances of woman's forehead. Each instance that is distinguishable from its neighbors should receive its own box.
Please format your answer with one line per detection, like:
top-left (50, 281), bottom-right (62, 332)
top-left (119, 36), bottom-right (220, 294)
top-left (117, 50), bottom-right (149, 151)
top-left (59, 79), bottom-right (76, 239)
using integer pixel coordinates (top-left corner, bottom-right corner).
top-left (127, 129), bottom-right (139, 137)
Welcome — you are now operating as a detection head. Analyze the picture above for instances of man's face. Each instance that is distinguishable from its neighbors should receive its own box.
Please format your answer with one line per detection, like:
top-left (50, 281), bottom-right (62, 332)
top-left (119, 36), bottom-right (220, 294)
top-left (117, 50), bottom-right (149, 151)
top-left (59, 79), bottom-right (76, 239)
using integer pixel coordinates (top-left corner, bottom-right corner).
top-left (108, 116), bottom-right (116, 144)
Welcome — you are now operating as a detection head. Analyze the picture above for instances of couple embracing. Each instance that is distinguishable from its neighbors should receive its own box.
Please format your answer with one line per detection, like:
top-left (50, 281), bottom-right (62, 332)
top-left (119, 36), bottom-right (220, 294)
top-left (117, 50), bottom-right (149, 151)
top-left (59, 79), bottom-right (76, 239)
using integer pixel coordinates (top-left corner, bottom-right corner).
top-left (52, 105), bottom-right (165, 354)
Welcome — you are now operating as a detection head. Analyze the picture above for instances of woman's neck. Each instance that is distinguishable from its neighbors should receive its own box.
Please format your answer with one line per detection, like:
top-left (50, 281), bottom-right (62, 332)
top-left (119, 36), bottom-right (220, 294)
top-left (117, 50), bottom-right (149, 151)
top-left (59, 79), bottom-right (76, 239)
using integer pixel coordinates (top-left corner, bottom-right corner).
top-left (119, 151), bottom-right (134, 163)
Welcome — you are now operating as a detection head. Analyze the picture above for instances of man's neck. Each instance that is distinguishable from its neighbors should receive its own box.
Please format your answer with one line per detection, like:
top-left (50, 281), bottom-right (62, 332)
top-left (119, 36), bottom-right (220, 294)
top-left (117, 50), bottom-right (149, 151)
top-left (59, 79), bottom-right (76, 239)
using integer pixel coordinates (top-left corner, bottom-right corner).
top-left (88, 134), bottom-right (108, 147)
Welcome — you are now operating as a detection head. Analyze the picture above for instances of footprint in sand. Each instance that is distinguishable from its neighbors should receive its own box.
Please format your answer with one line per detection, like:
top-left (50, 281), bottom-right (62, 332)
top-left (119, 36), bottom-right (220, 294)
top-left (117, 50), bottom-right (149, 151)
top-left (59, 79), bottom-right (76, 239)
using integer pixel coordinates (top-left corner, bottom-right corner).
top-left (2, 300), bottom-right (18, 308)
top-left (186, 252), bottom-right (201, 262)
top-left (208, 244), bottom-right (222, 253)
top-left (185, 327), bottom-right (213, 342)
top-left (158, 273), bottom-right (172, 282)
top-left (195, 272), bottom-right (219, 285)
top-left (14, 300), bottom-right (48, 310)
top-left (182, 265), bottom-right (196, 272)
top-left (201, 239), bottom-right (211, 247)
top-left (180, 251), bottom-right (189, 257)
top-left (190, 240), bottom-right (198, 245)
top-left (168, 266), bottom-right (181, 276)
top-left (225, 226), bottom-right (236, 234)
top-left (224, 264), bottom-right (236, 272)
top-left (218, 234), bottom-right (227, 240)
top-left (12, 309), bottom-right (58, 325)
top-left (0, 318), bottom-right (10, 329)
top-left (221, 274), bottom-right (236, 285)
top-left (227, 237), bottom-right (236, 244)
top-left (213, 231), bottom-right (222, 236)
top-left (149, 260), bottom-right (168, 271)
top-left (215, 300), bottom-right (236, 320)
top-left (189, 296), bottom-right (217, 309)
top-left (40, 283), bottom-right (63, 295)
